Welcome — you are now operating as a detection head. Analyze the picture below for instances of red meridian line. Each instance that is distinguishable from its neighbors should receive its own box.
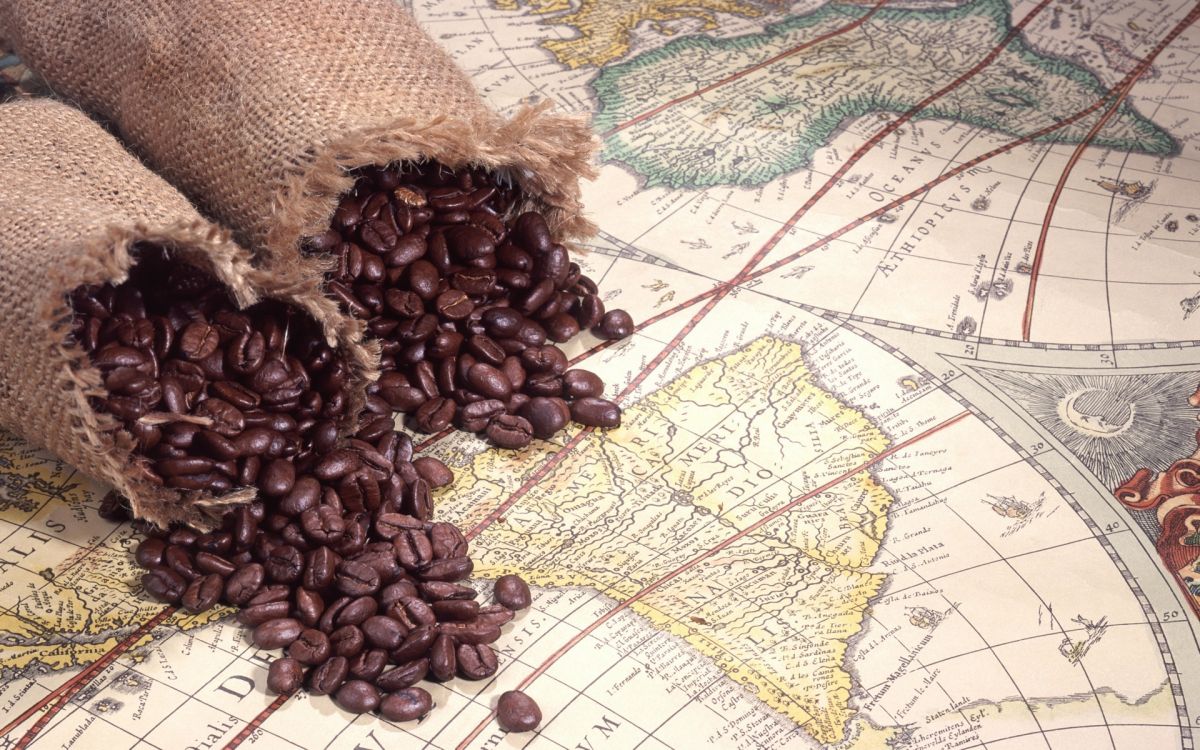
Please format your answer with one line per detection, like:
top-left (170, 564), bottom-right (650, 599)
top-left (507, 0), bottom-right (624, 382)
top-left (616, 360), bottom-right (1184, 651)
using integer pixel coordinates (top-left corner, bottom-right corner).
top-left (602, 0), bottom-right (890, 138)
top-left (221, 693), bottom-right (289, 750)
top-left (454, 410), bottom-right (972, 749)
top-left (1020, 3), bottom-right (1200, 341)
top-left (8, 606), bottom-right (176, 749)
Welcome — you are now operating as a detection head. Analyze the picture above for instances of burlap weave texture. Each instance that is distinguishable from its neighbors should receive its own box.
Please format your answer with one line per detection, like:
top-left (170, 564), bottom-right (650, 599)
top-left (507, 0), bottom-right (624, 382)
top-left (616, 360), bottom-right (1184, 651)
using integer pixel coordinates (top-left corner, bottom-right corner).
top-left (0, 0), bottom-right (598, 280)
top-left (0, 98), bottom-right (375, 530)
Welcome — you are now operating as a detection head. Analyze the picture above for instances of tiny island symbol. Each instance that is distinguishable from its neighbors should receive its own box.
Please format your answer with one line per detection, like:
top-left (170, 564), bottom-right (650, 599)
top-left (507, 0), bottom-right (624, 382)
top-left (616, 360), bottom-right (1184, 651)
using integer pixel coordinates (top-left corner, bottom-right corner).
top-left (907, 606), bottom-right (944, 629)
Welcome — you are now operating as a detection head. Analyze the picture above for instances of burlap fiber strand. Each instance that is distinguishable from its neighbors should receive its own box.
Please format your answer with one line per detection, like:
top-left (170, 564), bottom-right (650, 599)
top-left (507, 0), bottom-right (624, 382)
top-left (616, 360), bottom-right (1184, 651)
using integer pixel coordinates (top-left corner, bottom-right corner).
top-left (0, 0), bottom-right (598, 282)
top-left (0, 98), bottom-right (377, 530)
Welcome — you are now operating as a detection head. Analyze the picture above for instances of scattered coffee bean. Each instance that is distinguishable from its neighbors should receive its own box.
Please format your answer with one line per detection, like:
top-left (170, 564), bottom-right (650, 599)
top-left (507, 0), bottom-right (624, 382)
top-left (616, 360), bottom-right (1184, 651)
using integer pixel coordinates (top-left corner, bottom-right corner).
top-left (496, 690), bottom-right (542, 733)
top-left (493, 574), bottom-right (532, 611)
top-left (267, 657), bottom-right (304, 695)
top-left (379, 687), bottom-right (433, 722)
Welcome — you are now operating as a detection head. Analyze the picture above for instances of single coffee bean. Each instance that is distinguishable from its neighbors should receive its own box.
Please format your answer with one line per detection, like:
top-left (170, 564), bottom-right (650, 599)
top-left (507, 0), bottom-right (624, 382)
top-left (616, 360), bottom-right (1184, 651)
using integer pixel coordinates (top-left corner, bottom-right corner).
top-left (252, 617), bottom-right (304, 649)
top-left (195, 551), bottom-right (236, 577)
top-left (267, 657), bottom-right (304, 695)
top-left (142, 566), bottom-right (185, 603)
top-left (178, 321), bottom-right (221, 360)
top-left (288, 628), bottom-right (332, 665)
top-left (433, 599), bottom-right (480, 622)
top-left (401, 478), bottom-right (434, 521)
top-left (224, 563), bottom-right (265, 606)
top-left (336, 595), bottom-right (379, 627)
top-left (457, 642), bottom-right (499, 680)
top-left (335, 680), bottom-right (381, 714)
top-left (494, 574), bottom-right (532, 610)
top-left (438, 620), bottom-right (501, 645)
top-left (330, 625), bottom-right (366, 658)
top-left (419, 581), bottom-right (476, 601)
top-left (362, 615), bottom-right (407, 650)
top-left (348, 649), bottom-right (389, 682)
top-left (258, 459), bottom-right (296, 497)
top-left (280, 477), bottom-right (321, 516)
top-left (428, 634), bottom-right (457, 681)
top-left (300, 505), bottom-right (346, 545)
top-left (165, 545), bottom-right (200, 581)
top-left (295, 587), bottom-right (325, 627)
top-left (265, 544), bottom-right (304, 583)
top-left (308, 656), bottom-right (349, 696)
top-left (413, 397), bottom-right (455, 432)
top-left (394, 529), bottom-right (434, 571)
top-left (486, 414), bottom-right (533, 449)
top-left (519, 397), bottom-right (569, 440)
top-left (476, 604), bottom-right (516, 629)
top-left (428, 522), bottom-right (468, 560)
top-left (562, 369), bottom-right (603, 399)
top-left (390, 625), bottom-right (438, 663)
top-left (570, 397), bottom-right (622, 429)
top-left (181, 573), bottom-right (224, 613)
top-left (496, 690), bottom-right (542, 733)
top-left (336, 560), bottom-right (381, 597)
top-left (467, 363), bottom-right (511, 400)
top-left (379, 687), bottom-right (434, 722)
top-left (237, 600), bottom-right (291, 627)
top-left (135, 537), bottom-right (167, 568)
top-left (247, 585), bottom-right (292, 607)
top-left (594, 309), bottom-right (634, 340)
top-left (377, 662), bottom-right (429, 696)
top-left (421, 556), bottom-right (473, 582)
top-left (303, 546), bottom-right (339, 590)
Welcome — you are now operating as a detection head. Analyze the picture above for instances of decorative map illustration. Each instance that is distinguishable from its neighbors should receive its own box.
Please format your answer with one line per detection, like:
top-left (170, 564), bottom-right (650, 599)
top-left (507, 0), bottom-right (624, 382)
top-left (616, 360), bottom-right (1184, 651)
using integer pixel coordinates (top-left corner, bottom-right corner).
top-left (4, 0), bottom-right (1200, 747)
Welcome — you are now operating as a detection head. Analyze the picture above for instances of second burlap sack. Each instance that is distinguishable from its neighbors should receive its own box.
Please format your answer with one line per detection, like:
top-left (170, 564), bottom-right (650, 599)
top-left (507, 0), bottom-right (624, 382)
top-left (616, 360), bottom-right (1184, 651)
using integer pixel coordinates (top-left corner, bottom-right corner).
top-left (0, 0), bottom-right (597, 283)
top-left (0, 98), bottom-right (376, 530)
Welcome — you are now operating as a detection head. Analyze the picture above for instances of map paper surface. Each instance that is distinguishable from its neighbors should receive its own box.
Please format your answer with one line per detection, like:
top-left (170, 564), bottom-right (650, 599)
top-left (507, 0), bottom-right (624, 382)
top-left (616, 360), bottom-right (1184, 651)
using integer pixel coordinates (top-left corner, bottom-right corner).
top-left (3, 0), bottom-right (1200, 747)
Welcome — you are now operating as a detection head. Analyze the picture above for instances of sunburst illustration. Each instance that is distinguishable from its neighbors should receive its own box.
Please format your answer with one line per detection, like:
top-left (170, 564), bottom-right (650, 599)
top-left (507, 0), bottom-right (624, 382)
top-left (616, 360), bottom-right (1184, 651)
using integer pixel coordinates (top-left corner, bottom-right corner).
top-left (974, 368), bottom-right (1200, 490)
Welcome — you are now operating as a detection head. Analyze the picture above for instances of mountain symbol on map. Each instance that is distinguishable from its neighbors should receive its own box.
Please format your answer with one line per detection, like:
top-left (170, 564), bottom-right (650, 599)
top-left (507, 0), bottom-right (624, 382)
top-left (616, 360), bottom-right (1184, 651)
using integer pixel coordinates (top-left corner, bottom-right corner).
top-left (586, 0), bottom-right (1174, 188)
top-left (968, 365), bottom-right (1200, 491)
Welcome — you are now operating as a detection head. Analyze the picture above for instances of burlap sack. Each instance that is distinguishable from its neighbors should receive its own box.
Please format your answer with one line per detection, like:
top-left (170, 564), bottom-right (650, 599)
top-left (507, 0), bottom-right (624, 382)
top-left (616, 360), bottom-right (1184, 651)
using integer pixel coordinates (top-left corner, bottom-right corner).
top-left (0, 98), bottom-right (376, 530)
top-left (0, 0), bottom-right (597, 282)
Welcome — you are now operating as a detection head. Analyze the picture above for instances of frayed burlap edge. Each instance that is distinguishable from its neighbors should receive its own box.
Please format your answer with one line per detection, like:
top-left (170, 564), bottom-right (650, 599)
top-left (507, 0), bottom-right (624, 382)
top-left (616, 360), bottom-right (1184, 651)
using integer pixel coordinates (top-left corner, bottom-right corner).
top-left (265, 101), bottom-right (598, 275)
top-left (38, 219), bottom-right (374, 530)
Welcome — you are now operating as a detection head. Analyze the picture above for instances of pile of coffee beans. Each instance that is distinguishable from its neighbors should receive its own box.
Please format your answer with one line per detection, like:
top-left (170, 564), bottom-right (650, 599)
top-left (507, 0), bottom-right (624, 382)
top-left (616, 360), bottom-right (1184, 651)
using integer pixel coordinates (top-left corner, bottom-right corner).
top-left (307, 161), bottom-right (633, 448)
top-left (70, 246), bottom-right (353, 493)
top-left (72, 247), bottom-right (542, 731)
top-left (132, 416), bottom-right (536, 723)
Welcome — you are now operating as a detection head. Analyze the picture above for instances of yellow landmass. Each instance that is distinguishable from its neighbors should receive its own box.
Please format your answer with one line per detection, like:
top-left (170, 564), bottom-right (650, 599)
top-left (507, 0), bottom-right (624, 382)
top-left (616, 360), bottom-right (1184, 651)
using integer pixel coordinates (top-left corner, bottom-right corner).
top-left (494, 0), bottom-right (780, 68)
top-left (435, 336), bottom-right (892, 744)
top-left (0, 503), bottom-right (227, 676)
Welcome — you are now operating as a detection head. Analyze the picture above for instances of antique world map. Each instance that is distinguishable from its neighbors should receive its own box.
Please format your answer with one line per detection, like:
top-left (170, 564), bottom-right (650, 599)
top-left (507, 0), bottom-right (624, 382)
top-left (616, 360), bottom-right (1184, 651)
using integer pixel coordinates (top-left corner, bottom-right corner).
top-left (3, 0), bottom-right (1200, 747)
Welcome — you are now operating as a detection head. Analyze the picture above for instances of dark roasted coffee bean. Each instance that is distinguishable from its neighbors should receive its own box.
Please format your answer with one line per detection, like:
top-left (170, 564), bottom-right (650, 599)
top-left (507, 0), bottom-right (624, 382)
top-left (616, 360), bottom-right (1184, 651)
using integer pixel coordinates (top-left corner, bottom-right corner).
top-left (476, 604), bottom-right (516, 629)
top-left (165, 545), bottom-right (200, 580)
top-left (253, 618), bottom-right (303, 649)
top-left (348, 649), bottom-right (388, 682)
top-left (458, 398), bottom-right (506, 432)
top-left (304, 546), bottom-right (339, 590)
top-left (180, 573), bottom-right (224, 613)
top-left (562, 369), bottom-right (603, 399)
top-left (224, 563), bottom-right (265, 606)
top-left (237, 600), bottom-right (290, 627)
top-left (497, 690), bottom-right (542, 733)
top-left (142, 566), bottom-right (185, 603)
top-left (421, 556), bottom-right (473, 582)
top-left (434, 599), bottom-right (480, 622)
top-left (308, 656), bottom-right (349, 696)
top-left (595, 309), bottom-right (634, 340)
top-left (429, 522), bottom-right (468, 560)
top-left (520, 397), bottom-right (569, 440)
top-left (280, 476), bottom-right (321, 516)
top-left (494, 574), bottom-right (532, 610)
top-left (300, 505), bottom-right (346, 545)
top-left (390, 624), bottom-right (438, 663)
top-left (258, 459), bottom-right (295, 497)
top-left (570, 397), bottom-right (622, 428)
top-left (575, 293), bottom-right (605, 329)
top-left (335, 680), bottom-right (380, 714)
top-left (513, 212), bottom-right (552, 253)
top-left (179, 321), bottom-right (221, 360)
top-left (195, 551), bottom-right (237, 577)
top-left (545, 312), bottom-right (581, 342)
top-left (315, 449), bottom-right (361, 481)
top-left (336, 560), bottom-right (381, 596)
top-left (247, 584), bottom-right (292, 607)
top-left (413, 397), bottom-right (455, 432)
top-left (520, 345), bottom-right (567, 375)
top-left (419, 581), bottom-right (476, 601)
top-left (380, 686), bottom-right (433, 723)
top-left (457, 642), bottom-right (498, 680)
top-left (486, 414), bottom-right (533, 449)
top-left (482, 307), bottom-right (523, 338)
top-left (336, 596), bottom-right (379, 628)
top-left (380, 580), bottom-right (419, 608)
top-left (429, 634), bottom-right (457, 681)
top-left (376, 659), bottom-right (429, 694)
top-left (135, 537), bottom-right (167, 568)
top-left (401, 478), bottom-right (434, 522)
top-left (267, 657), bottom-right (304, 695)
top-left (288, 628), bottom-right (331, 665)
top-left (265, 544), bottom-right (304, 583)
top-left (438, 620), bottom-right (501, 645)
top-left (362, 615), bottom-right (407, 650)
top-left (412, 456), bottom-right (452, 487)
top-left (467, 363), bottom-right (511, 400)
top-left (295, 587), bottom-right (325, 627)
top-left (330, 625), bottom-right (366, 658)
